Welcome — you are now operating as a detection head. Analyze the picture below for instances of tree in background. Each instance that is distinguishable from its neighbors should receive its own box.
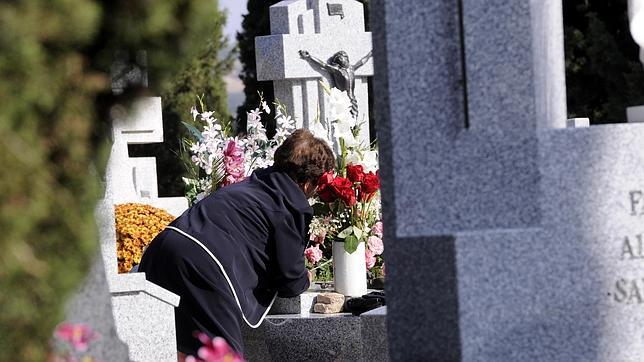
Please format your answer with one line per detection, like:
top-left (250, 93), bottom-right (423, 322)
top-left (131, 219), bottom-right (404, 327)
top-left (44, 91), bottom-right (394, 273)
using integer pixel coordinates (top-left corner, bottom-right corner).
top-left (130, 1), bottom-right (233, 196)
top-left (564, 0), bottom-right (644, 124)
top-left (236, 0), bottom-right (281, 135)
top-left (0, 0), bottom-right (225, 360)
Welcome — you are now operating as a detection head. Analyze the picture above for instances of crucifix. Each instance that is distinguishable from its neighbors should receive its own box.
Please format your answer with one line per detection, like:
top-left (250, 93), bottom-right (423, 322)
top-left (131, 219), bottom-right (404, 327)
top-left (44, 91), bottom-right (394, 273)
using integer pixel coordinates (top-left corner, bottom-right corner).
top-left (254, 0), bottom-right (374, 144)
top-left (299, 49), bottom-right (372, 119)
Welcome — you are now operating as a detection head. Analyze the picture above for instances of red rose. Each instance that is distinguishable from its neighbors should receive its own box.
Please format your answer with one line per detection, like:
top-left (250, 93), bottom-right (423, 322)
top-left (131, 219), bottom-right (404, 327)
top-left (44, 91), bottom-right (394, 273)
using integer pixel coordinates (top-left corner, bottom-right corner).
top-left (346, 164), bottom-right (364, 183)
top-left (316, 171), bottom-right (337, 203)
top-left (359, 171), bottom-right (380, 201)
top-left (317, 171), bottom-right (335, 187)
top-left (331, 177), bottom-right (356, 206)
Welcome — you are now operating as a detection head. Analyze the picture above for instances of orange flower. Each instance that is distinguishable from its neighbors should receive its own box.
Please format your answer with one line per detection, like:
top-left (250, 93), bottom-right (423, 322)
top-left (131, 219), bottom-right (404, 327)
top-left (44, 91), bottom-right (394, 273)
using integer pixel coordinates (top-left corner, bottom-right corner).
top-left (114, 203), bottom-right (175, 273)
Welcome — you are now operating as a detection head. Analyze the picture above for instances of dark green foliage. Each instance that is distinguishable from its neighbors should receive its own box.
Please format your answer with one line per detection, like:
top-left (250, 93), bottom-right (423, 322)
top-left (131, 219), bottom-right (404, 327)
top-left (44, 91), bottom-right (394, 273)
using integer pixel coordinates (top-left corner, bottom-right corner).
top-left (236, 0), bottom-right (281, 134)
top-left (130, 3), bottom-right (233, 196)
top-left (564, 0), bottom-right (644, 124)
top-left (0, 0), bottom-right (225, 360)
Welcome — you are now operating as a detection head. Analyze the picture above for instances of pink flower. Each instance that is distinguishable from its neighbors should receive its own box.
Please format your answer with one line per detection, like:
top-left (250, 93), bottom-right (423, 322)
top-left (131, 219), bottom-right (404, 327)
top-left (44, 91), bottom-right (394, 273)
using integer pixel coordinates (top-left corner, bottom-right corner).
top-left (304, 245), bottom-right (323, 264)
top-left (222, 140), bottom-right (246, 186)
top-left (309, 230), bottom-right (326, 245)
top-left (224, 140), bottom-right (244, 159)
top-left (188, 333), bottom-right (245, 362)
top-left (370, 221), bottom-right (383, 238)
top-left (367, 236), bottom-right (384, 255)
top-left (53, 322), bottom-right (99, 353)
top-left (365, 249), bottom-right (377, 269)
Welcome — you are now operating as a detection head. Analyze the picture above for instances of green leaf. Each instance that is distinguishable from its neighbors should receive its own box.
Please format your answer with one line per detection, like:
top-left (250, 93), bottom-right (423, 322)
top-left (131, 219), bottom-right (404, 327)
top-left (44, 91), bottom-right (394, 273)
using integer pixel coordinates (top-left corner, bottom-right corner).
top-left (181, 121), bottom-right (203, 141)
top-left (353, 226), bottom-right (363, 239)
top-left (344, 235), bottom-right (359, 254)
top-left (337, 226), bottom-right (353, 239)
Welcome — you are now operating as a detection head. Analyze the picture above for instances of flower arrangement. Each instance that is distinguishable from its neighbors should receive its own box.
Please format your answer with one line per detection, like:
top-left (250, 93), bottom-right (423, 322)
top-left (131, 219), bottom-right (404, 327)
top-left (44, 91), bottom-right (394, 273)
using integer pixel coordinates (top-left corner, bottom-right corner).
top-left (305, 83), bottom-right (385, 280)
top-left (50, 322), bottom-right (99, 362)
top-left (115, 203), bottom-right (175, 273)
top-left (182, 95), bottom-right (295, 204)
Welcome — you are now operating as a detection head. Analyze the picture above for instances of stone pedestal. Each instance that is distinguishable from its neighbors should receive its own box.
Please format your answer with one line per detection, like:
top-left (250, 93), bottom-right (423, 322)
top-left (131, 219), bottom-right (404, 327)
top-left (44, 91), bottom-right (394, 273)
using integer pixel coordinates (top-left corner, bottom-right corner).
top-left (246, 284), bottom-right (388, 360)
top-left (111, 273), bottom-right (180, 362)
top-left (243, 309), bottom-right (387, 361)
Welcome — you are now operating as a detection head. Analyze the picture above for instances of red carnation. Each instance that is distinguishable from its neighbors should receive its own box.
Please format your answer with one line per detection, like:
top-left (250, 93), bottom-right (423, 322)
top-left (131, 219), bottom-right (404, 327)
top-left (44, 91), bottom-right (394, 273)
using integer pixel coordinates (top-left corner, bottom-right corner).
top-left (346, 164), bottom-right (365, 183)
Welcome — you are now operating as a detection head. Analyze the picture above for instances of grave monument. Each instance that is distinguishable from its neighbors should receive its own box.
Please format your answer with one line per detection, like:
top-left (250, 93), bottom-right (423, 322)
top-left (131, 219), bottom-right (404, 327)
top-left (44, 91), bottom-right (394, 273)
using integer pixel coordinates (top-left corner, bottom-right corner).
top-left (372, 0), bottom-right (644, 360)
top-left (65, 64), bottom-right (187, 361)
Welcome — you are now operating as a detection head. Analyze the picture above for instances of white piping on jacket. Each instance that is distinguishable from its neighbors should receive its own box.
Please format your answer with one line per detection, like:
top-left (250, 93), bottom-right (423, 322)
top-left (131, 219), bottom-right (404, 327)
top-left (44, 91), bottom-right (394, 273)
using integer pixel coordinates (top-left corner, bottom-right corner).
top-left (165, 226), bottom-right (278, 328)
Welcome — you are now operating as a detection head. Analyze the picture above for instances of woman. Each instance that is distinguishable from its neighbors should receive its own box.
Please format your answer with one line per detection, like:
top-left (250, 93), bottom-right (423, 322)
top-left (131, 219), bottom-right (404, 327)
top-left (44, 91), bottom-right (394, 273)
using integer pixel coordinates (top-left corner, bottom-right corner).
top-left (138, 129), bottom-right (335, 358)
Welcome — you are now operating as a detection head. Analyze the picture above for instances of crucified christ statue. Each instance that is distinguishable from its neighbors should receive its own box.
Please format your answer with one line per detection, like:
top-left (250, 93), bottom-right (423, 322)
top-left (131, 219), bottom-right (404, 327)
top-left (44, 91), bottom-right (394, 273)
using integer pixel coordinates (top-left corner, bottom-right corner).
top-left (299, 49), bottom-right (372, 119)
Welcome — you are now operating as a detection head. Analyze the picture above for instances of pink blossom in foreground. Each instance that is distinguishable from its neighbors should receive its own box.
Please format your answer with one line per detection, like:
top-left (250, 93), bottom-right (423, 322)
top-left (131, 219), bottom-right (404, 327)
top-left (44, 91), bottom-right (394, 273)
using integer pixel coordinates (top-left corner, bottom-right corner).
top-left (370, 221), bottom-right (383, 238)
top-left (365, 249), bottom-right (377, 269)
top-left (54, 322), bottom-right (99, 353)
top-left (304, 245), bottom-right (323, 264)
top-left (186, 333), bottom-right (244, 362)
top-left (367, 236), bottom-right (384, 255)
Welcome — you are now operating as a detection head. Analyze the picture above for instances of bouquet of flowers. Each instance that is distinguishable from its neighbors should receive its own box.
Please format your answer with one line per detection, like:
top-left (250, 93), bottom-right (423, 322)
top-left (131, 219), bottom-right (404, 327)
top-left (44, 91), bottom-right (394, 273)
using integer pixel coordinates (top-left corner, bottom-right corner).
top-left (182, 95), bottom-right (295, 204)
top-left (304, 83), bottom-right (384, 280)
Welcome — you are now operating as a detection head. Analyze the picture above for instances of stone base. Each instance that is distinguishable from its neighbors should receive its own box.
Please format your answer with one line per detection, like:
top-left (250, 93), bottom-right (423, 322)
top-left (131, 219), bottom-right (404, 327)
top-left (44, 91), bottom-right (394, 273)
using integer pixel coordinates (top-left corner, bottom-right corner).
top-left (243, 307), bottom-right (387, 361)
top-left (111, 273), bottom-right (180, 362)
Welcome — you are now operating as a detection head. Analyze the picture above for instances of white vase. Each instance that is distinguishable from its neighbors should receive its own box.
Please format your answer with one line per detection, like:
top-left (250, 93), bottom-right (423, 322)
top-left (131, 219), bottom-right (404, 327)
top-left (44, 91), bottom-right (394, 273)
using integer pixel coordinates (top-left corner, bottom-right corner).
top-left (333, 241), bottom-right (368, 297)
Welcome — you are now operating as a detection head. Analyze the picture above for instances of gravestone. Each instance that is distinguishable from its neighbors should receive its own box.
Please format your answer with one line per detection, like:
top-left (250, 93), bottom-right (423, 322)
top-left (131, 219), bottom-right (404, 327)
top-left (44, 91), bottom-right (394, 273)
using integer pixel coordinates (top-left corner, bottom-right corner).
top-left (108, 98), bottom-right (189, 218)
top-left (106, 97), bottom-right (186, 361)
top-left (255, 0), bottom-right (373, 145)
top-left (373, 0), bottom-right (644, 360)
top-left (66, 95), bottom-right (186, 361)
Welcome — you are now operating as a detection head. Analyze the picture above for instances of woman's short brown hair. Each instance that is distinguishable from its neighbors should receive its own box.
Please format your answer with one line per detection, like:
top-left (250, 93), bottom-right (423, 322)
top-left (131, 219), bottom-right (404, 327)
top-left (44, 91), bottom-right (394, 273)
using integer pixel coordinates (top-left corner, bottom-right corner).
top-left (273, 129), bottom-right (336, 185)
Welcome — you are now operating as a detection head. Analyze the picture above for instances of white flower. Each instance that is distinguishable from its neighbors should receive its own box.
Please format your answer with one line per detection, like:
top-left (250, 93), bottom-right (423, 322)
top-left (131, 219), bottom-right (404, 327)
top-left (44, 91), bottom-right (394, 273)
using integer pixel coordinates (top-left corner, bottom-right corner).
top-left (360, 150), bottom-right (379, 173)
top-left (247, 108), bottom-right (262, 123)
top-left (200, 111), bottom-right (215, 123)
top-left (261, 101), bottom-right (271, 115)
top-left (328, 88), bottom-right (352, 121)
top-left (191, 107), bottom-right (199, 122)
top-left (275, 128), bottom-right (291, 141)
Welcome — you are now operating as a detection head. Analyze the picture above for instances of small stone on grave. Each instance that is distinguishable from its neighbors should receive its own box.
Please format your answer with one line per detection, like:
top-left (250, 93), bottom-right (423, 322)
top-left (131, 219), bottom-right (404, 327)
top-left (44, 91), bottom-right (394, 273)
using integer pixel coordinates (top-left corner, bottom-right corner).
top-left (316, 292), bottom-right (345, 304)
top-left (313, 292), bottom-right (345, 314)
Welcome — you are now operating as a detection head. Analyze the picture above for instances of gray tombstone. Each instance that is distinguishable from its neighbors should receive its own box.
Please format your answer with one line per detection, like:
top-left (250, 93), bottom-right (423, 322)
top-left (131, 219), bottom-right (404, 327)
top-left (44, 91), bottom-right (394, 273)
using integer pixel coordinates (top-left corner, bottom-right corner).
top-left (255, 0), bottom-right (373, 145)
top-left (373, 0), bottom-right (644, 360)
top-left (66, 97), bottom-right (185, 362)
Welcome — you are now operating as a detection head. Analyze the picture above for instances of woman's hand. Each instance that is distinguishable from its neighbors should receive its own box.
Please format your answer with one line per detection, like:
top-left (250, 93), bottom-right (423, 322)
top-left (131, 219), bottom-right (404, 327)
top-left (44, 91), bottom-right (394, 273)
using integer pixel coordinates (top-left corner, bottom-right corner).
top-left (307, 270), bottom-right (314, 283)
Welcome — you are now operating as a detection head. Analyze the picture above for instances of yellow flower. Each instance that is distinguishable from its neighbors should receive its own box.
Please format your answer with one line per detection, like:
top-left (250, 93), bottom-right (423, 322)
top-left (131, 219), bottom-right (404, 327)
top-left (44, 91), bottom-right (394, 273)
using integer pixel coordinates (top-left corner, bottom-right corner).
top-left (114, 203), bottom-right (175, 273)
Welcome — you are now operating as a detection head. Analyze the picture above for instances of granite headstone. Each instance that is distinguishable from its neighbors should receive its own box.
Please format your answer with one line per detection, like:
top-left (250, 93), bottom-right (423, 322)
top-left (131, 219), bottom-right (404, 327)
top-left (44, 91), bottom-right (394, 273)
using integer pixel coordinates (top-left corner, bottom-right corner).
top-left (373, 0), bottom-right (644, 360)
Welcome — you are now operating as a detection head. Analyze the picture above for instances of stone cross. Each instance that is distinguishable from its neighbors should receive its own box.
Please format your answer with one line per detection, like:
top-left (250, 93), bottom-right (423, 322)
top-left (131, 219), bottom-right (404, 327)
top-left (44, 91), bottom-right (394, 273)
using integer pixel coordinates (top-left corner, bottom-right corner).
top-left (107, 97), bottom-right (188, 218)
top-left (255, 0), bottom-right (373, 144)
